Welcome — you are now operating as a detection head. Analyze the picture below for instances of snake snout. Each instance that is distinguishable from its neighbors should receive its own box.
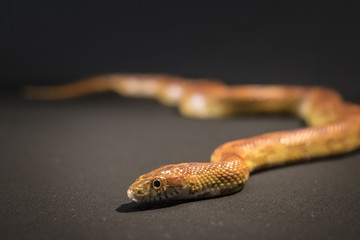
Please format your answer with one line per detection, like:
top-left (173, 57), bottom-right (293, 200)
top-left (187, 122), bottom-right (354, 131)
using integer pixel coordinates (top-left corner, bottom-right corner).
top-left (127, 189), bottom-right (142, 202)
top-left (127, 189), bottom-right (136, 202)
top-left (127, 185), bottom-right (148, 202)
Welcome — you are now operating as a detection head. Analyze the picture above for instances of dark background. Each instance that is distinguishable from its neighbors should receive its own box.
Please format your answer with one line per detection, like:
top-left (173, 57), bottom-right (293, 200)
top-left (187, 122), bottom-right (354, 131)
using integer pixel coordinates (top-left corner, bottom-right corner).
top-left (2, 1), bottom-right (360, 96)
top-left (1, 1), bottom-right (360, 240)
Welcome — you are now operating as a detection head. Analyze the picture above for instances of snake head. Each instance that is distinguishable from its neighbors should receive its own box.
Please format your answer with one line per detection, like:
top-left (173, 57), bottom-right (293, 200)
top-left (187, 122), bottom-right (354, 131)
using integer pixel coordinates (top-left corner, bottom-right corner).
top-left (127, 164), bottom-right (189, 203)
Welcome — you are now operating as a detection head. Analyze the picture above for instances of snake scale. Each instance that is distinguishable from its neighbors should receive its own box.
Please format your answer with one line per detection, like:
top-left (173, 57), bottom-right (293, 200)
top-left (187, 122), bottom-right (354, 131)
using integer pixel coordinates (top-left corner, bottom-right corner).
top-left (24, 74), bottom-right (360, 203)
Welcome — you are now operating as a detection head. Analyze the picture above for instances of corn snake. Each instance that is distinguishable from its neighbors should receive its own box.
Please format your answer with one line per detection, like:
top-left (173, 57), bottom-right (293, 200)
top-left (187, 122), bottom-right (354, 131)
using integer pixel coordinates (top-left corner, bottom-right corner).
top-left (24, 74), bottom-right (360, 203)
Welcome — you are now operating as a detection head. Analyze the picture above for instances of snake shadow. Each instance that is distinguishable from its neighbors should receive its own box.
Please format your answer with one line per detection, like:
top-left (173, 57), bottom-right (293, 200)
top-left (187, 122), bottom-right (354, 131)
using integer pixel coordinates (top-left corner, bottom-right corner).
top-left (116, 192), bottom-right (236, 212)
top-left (116, 198), bottom-right (204, 212)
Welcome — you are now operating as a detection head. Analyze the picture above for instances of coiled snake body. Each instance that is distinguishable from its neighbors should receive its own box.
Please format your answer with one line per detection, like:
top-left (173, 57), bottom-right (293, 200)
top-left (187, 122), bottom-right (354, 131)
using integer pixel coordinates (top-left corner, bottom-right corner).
top-left (25, 74), bottom-right (360, 203)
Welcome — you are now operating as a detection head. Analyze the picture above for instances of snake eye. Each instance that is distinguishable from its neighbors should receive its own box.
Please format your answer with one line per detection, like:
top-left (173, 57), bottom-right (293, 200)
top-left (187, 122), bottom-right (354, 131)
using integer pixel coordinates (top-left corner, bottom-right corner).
top-left (152, 179), bottom-right (162, 189)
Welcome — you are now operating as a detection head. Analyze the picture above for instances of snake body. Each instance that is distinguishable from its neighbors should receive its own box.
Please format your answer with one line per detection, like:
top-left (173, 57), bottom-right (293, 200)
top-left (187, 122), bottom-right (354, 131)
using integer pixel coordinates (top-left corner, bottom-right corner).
top-left (24, 74), bottom-right (360, 203)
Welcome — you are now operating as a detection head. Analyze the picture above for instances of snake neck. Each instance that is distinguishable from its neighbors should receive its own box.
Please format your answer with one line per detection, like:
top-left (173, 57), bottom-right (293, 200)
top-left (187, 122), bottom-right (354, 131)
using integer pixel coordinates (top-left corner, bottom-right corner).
top-left (183, 159), bottom-right (250, 199)
top-left (211, 118), bottom-right (360, 173)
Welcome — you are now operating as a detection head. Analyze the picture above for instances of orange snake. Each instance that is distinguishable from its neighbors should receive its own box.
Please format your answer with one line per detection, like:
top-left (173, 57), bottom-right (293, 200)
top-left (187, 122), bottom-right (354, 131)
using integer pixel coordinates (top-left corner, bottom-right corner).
top-left (24, 74), bottom-right (360, 203)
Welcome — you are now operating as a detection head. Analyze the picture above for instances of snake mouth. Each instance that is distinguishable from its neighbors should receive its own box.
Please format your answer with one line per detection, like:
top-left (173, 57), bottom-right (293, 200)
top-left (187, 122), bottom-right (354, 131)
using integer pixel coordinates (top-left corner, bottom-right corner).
top-left (127, 189), bottom-right (139, 202)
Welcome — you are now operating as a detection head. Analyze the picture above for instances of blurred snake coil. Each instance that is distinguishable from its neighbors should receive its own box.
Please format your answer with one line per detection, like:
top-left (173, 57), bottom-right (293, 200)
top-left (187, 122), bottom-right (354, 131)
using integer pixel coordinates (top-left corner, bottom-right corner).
top-left (24, 74), bottom-right (360, 203)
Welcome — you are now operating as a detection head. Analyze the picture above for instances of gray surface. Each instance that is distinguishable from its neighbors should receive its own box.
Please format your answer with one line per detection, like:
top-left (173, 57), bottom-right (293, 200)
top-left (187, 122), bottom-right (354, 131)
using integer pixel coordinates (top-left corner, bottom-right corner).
top-left (1, 92), bottom-right (360, 240)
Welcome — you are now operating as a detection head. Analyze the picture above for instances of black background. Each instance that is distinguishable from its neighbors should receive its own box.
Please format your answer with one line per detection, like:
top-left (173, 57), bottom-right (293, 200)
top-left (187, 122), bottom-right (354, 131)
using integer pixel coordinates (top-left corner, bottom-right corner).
top-left (2, 1), bottom-right (360, 95)
top-left (1, 1), bottom-right (360, 240)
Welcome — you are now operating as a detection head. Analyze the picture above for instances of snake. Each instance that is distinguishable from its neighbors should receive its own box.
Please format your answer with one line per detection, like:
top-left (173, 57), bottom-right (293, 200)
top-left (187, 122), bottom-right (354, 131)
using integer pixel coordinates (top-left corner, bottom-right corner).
top-left (24, 74), bottom-right (360, 204)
